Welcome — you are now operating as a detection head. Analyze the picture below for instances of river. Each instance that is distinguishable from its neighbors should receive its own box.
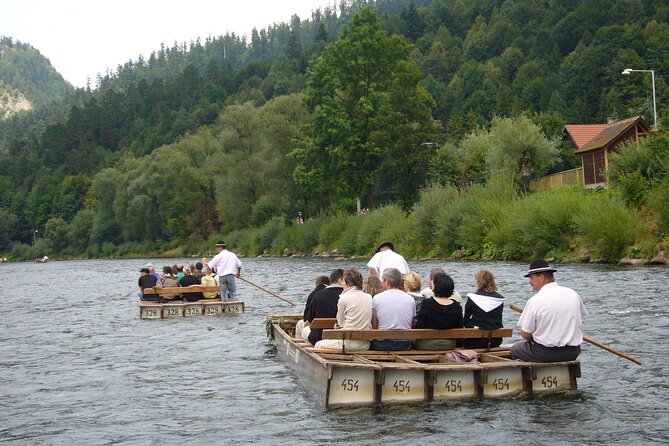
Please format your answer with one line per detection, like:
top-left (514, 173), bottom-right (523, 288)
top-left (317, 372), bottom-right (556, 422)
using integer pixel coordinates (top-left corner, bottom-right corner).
top-left (1, 257), bottom-right (667, 445)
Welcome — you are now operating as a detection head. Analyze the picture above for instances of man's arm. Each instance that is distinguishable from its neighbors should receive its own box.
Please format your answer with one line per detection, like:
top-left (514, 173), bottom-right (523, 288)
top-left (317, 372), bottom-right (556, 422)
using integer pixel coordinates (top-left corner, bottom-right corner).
top-left (371, 314), bottom-right (378, 329)
top-left (520, 330), bottom-right (533, 341)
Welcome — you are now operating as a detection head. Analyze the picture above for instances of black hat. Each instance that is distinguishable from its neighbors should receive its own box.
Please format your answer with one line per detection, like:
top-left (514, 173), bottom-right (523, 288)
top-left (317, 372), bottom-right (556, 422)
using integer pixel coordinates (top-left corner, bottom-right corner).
top-left (524, 259), bottom-right (557, 277)
top-left (215, 240), bottom-right (227, 247)
top-left (139, 268), bottom-right (150, 273)
top-left (376, 241), bottom-right (394, 253)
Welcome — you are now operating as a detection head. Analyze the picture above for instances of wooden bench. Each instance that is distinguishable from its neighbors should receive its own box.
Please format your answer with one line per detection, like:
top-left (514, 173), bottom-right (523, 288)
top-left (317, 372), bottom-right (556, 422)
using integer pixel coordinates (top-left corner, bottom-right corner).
top-left (139, 286), bottom-right (244, 319)
top-left (321, 327), bottom-right (513, 341)
top-left (308, 318), bottom-right (338, 329)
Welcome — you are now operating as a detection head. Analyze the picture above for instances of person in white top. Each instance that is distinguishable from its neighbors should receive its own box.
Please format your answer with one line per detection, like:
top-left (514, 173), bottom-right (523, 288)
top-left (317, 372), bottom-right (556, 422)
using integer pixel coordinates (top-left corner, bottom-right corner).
top-left (202, 241), bottom-right (242, 302)
top-left (511, 259), bottom-right (587, 362)
top-left (420, 267), bottom-right (464, 307)
top-left (367, 242), bottom-right (409, 277)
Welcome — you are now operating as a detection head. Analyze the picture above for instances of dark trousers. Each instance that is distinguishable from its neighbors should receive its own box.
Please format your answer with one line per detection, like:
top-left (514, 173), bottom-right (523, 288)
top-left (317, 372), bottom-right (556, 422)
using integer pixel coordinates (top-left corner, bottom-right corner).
top-left (370, 339), bottom-right (412, 351)
top-left (510, 341), bottom-right (580, 362)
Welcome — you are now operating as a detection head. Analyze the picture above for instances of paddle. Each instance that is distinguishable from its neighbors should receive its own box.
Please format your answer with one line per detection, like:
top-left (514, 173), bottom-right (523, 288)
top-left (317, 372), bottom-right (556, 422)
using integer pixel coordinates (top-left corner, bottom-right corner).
top-left (509, 303), bottom-right (642, 365)
top-left (238, 276), bottom-right (297, 306)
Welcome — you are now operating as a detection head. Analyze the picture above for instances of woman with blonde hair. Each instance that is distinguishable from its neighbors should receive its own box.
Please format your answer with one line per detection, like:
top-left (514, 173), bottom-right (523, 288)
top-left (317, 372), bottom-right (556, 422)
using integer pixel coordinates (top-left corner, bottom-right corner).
top-left (464, 269), bottom-right (505, 348)
top-left (403, 271), bottom-right (426, 312)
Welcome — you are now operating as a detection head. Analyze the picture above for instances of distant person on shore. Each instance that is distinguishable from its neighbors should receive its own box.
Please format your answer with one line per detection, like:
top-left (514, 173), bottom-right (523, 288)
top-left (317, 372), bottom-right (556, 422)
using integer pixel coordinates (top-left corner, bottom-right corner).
top-left (370, 268), bottom-right (416, 351)
top-left (314, 268), bottom-right (373, 352)
top-left (414, 273), bottom-right (463, 350)
top-left (403, 271), bottom-right (425, 312)
top-left (464, 269), bottom-right (505, 349)
top-left (179, 266), bottom-right (203, 302)
top-left (421, 267), bottom-right (464, 307)
top-left (295, 275), bottom-right (330, 340)
top-left (511, 259), bottom-right (587, 362)
top-left (156, 265), bottom-right (181, 303)
top-left (367, 242), bottom-right (409, 277)
top-left (202, 241), bottom-right (242, 302)
top-left (138, 267), bottom-right (158, 301)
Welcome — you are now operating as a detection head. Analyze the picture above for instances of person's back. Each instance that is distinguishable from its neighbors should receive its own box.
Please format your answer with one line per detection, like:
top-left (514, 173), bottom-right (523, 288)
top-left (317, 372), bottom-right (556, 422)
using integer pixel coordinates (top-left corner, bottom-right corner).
top-left (511, 259), bottom-right (587, 362)
top-left (367, 242), bottom-right (409, 276)
top-left (200, 267), bottom-right (219, 299)
top-left (138, 268), bottom-right (158, 301)
top-left (179, 267), bottom-right (203, 302)
top-left (303, 269), bottom-right (345, 346)
top-left (464, 269), bottom-right (505, 348)
top-left (371, 268), bottom-right (416, 351)
top-left (414, 273), bottom-right (463, 350)
top-left (157, 266), bottom-right (181, 302)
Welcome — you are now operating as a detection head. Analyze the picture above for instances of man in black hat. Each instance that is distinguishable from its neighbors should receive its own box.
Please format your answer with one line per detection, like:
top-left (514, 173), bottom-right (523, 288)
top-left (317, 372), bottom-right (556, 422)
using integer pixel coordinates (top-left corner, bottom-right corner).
top-left (367, 241), bottom-right (409, 277)
top-left (510, 259), bottom-right (587, 362)
top-left (138, 267), bottom-right (158, 301)
top-left (202, 241), bottom-right (242, 302)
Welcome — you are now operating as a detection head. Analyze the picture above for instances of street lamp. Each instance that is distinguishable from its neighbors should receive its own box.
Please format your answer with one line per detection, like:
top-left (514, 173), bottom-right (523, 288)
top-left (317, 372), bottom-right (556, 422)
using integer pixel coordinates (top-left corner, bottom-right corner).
top-left (622, 68), bottom-right (658, 130)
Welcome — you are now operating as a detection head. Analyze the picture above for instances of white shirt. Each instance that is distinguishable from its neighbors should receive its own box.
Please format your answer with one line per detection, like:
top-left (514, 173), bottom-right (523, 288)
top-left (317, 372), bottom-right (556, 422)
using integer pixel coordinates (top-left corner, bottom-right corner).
top-left (517, 282), bottom-right (587, 347)
top-left (372, 289), bottom-right (416, 330)
top-left (208, 249), bottom-right (241, 277)
top-left (367, 250), bottom-right (409, 276)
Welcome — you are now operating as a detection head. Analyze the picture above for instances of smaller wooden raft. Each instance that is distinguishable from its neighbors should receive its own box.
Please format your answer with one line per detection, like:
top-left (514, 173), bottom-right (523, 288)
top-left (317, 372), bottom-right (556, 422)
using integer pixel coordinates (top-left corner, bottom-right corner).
top-left (139, 286), bottom-right (244, 319)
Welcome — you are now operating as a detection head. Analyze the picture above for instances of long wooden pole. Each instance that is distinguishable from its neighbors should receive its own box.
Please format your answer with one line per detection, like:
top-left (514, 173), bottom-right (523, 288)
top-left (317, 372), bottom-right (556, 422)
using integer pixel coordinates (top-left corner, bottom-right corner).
top-left (509, 304), bottom-right (642, 365)
top-left (238, 276), bottom-right (297, 306)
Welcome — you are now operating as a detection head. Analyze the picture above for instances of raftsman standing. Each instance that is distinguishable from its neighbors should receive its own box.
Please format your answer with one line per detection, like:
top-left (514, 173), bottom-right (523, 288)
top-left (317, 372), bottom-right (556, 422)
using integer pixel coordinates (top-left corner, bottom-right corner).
top-left (511, 259), bottom-right (587, 362)
top-left (202, 241), bottom-right (241, 302)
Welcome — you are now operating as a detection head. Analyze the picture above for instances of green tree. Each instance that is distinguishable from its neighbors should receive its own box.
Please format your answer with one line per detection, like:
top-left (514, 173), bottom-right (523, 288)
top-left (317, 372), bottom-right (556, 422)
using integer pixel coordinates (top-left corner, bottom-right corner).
top-left (293, 7), bottom-right (437, 211)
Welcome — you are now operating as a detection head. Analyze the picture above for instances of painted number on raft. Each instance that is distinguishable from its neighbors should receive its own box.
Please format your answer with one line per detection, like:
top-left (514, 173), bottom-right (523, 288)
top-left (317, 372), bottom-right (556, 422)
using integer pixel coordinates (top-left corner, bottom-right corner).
top-left (225, 305), bottom-right (240, 313)
top-left (166, 308), bottom-right (180, 316)
top-left (341, 379), bottom-right (359, 392)
top-left (187, 307), bottom-right (200, 315)
top-left (444, 380), bottom-right (462, 393)
top-left (393, 380), bottom-right (411, 393)
top-left (206, 307), bottom-right (220, 315)
top-left (492, 378), bottom-right (509, 391)
top-left (541, 376), bottom-right (558, 388)
top-left (144, 308), bottom-right (158, 317)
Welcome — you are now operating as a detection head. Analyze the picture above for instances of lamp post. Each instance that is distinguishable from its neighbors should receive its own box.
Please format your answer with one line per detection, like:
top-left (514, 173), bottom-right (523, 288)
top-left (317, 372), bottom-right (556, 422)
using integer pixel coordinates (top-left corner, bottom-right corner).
top-left (622, 68), bottom-right (658, 130)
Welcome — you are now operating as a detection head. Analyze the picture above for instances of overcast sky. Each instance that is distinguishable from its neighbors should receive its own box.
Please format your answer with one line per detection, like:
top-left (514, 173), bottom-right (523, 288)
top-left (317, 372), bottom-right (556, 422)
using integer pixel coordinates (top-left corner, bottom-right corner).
top-left (1, 0), bottom-right (334, 88)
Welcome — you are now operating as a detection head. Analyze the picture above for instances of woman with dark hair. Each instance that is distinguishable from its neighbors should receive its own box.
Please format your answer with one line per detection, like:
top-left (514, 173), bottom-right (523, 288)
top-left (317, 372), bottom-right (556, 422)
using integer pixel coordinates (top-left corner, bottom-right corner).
top-left (464, 269), bottom-right (505, 348)
top-left (156, 265), bottom-right (181, 303)
top-left (414, 273), bottom-right (463, 350)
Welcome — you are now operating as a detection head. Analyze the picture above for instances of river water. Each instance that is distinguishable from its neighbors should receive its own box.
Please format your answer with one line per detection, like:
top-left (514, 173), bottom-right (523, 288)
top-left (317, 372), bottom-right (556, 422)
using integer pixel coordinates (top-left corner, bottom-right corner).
top-left (1, 257), bottom-right (667, 445)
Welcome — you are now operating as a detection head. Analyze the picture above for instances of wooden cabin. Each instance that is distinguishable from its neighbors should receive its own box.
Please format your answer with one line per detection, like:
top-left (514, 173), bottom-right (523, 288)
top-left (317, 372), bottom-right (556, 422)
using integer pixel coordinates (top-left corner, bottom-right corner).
top-left (570, 116), bottom-right (651, 187)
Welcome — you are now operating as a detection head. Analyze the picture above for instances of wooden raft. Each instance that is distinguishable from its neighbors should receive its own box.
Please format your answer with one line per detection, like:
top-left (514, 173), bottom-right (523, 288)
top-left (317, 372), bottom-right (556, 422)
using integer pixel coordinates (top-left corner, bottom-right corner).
top-left (139, 286), bottom-right (244, 319)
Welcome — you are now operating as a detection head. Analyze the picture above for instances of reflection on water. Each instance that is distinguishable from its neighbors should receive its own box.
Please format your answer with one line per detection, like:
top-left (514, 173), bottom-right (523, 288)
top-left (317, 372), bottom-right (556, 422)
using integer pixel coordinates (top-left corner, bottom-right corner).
top-left (0, 258), bottom-right (667, 444)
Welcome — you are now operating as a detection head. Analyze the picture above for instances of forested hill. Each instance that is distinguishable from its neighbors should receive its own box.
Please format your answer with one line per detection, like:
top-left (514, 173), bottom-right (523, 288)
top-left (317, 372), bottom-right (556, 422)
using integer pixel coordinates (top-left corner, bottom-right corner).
top-left (0, 37), bottom-right (73, 116)
top-left (1, 0), bottom-right (668, 259)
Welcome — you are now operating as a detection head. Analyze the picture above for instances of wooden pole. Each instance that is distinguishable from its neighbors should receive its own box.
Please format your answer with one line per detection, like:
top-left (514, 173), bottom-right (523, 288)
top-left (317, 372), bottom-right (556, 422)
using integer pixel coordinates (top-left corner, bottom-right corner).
top-left (509, 303), bottom-right (642, 365)
top-left (238, 276), bottom-right (297, 306)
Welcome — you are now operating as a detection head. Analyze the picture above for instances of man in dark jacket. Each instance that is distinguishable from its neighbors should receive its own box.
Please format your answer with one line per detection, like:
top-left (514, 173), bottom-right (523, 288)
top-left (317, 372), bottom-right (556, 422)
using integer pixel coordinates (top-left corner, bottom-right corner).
top-left (302, 269), bottom-right (345, 345)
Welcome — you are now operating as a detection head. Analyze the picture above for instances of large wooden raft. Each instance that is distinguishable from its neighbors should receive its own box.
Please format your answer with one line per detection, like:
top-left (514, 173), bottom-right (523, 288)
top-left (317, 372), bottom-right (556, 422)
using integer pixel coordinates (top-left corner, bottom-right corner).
top-left (139, 286), bottom-right (244, 319)
top-left (269, 315), bottom-right (581, 409)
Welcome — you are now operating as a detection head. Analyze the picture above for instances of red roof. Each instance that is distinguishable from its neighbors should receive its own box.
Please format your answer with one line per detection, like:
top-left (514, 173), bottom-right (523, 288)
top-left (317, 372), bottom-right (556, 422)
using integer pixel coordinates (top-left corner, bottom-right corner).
top-left (575, 116), bottom-right (651, 154)
top-left (564, 124), bottom-right (608, 149)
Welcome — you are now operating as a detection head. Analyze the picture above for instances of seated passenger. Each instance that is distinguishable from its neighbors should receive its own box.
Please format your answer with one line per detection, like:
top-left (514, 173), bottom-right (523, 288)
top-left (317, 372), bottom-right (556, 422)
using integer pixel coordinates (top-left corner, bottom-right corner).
top-left (200, 267), bottom-right (219, 299)
top-left (314, 268), bottom-right (373, 351)
top-left (138, 267), bottom-right (158, 301)
top-left (370, 268), bottom-right (416, 351)
top-left (414, 273), bottom-right (463, 351)
top-left (179, 266), bottom-right (203, 302)
top-left (301, 269), bottom-right (345, 346)
top-left (403, 271), bottom-right (425, 312)
top-left (295, 275), bottom-right (330, 340)
top-left (464, 269), bottom-right (505, 349)
top-left (156, 265), bottom-right (181, 303)
top-left (420, 267), bottom-right (464, 307)
top-left (363, 275), bottom-right (384, 297)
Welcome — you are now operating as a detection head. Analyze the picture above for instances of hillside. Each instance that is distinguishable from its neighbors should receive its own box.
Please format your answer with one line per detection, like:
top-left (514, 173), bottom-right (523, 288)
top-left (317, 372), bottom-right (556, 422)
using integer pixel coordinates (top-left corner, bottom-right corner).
top-left (0, 36), bottom-right (73, 123)
top-left (0, 0), bottom-right (667, 260)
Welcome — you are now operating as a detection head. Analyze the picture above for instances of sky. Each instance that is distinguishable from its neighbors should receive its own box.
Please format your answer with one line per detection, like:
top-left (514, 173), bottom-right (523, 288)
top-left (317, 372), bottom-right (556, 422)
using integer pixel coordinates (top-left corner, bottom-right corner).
top-left (1, 0), bottom-right (334, 88)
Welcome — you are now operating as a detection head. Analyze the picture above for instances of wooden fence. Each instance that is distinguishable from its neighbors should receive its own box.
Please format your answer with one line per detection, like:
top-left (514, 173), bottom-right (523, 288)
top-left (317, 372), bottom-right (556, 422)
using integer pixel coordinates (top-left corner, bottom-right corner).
top-left (530, 167), bottom-right (583, 192)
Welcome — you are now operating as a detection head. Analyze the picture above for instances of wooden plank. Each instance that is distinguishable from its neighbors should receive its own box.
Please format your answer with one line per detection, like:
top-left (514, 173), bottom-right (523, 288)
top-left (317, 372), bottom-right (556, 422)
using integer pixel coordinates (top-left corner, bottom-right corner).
top-left (321, 328), bottom-right (513, 341)
top-left (142, 286), bottom-right (219, 295)
top-left (309, 318), bottom-right (337, 329)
